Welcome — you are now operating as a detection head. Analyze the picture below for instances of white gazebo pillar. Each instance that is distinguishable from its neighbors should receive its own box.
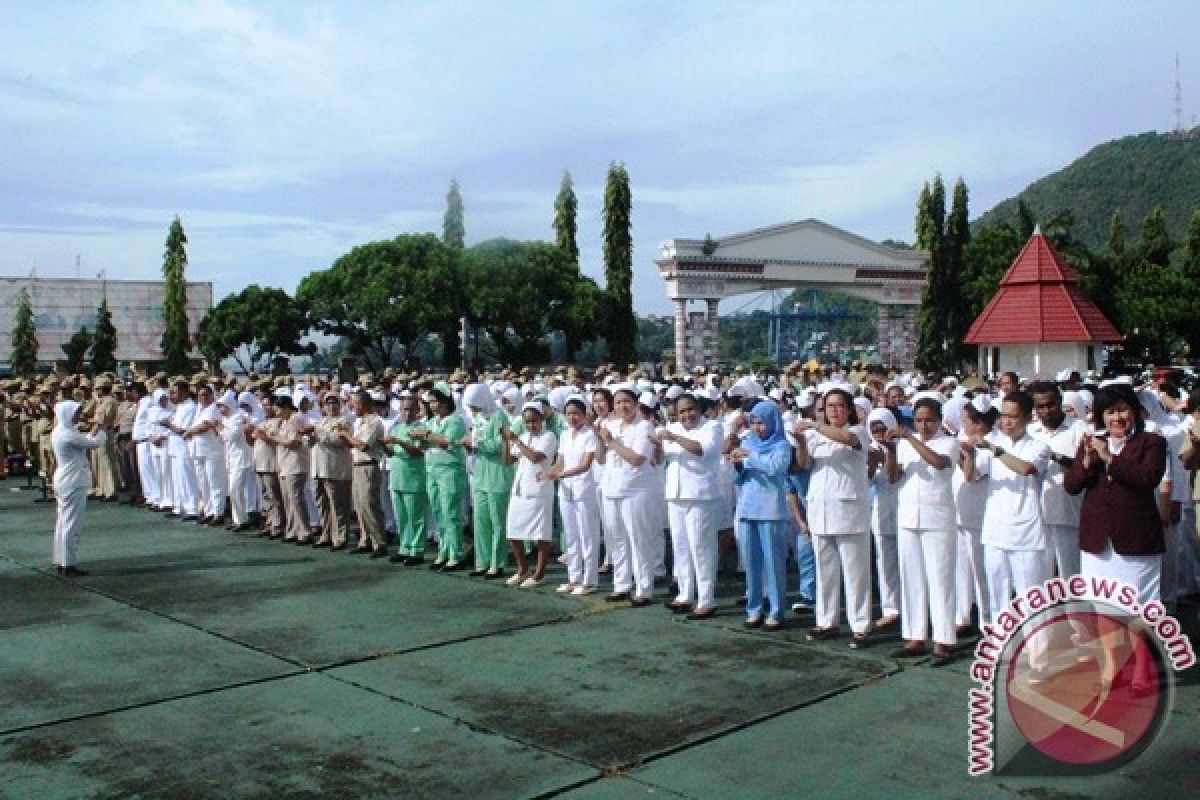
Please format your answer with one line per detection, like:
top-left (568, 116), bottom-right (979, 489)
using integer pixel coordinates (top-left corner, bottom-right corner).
top-left (672, 298), bottom-right (688, 372)
top-left (704, 298), bottom-right (720, 365)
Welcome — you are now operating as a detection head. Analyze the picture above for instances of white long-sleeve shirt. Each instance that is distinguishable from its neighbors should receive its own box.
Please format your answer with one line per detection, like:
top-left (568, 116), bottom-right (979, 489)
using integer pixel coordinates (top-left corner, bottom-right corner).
top-left (51, 401), bottom-right (107, 492)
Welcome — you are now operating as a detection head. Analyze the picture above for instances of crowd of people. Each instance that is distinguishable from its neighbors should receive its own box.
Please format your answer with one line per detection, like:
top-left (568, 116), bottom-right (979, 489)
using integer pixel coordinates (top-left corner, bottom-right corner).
top-left (5, 360), bottom-right (1199, 672)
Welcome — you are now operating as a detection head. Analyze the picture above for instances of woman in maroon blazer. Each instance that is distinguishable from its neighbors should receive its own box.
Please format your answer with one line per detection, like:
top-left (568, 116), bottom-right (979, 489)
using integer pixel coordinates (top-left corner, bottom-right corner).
top-left (1064, 382), bottom-right (1166, 691)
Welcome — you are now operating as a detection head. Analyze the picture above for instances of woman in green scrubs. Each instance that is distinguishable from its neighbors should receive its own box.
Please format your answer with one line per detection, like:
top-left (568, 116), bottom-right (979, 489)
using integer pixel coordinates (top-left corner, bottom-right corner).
top-left (412, 382), bottom-right (467, 570)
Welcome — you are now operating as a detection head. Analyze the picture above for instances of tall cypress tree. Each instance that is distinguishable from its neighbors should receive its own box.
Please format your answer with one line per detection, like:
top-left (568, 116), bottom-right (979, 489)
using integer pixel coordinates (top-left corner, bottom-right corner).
top-left (160, 216), bottom-right (192, 374)
top-left (63, 326), bottom-right (93, 374)
top-left (914, 175), bottom-right (950, 371)
top-left (91, 296), bottom-right (118, 374)
top-left (944, 178), bottom-right (970, 363)
top-left (553, 170), bottom-right (579, 263)
top-left (1184, 208), bottom-right (1200, 281)
top-left (10, 286), bottom-right (38, 377)
top-left (443, 179), bottom-right (465, 249)
top-left (1014, 198), bottom-right (1037, 240)
top-left (602, 162), bottom-right (635, 364)
top-left (1139, 206), bottom-right (1173, 267)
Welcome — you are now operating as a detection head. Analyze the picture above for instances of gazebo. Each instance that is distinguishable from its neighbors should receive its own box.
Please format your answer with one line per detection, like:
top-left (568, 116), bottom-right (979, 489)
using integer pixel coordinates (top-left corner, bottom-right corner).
top-left (964, 226), bottom-right (1121, 378)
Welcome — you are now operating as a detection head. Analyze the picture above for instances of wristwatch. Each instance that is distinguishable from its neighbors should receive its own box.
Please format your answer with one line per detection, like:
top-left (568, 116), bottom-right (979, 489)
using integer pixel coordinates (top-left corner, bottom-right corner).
top-left (993, 446), bottom-right (1006, 459)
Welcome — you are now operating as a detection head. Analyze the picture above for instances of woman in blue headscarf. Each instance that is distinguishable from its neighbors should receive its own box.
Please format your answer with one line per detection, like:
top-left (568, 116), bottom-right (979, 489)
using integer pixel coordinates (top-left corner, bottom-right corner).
top-left (729, 400), bottom-right (794, 630)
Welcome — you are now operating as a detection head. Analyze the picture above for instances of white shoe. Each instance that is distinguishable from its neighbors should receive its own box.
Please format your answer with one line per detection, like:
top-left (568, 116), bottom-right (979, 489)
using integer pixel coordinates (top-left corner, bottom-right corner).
top-left (571, 585), bottom-right (596, 596)
top-left (506, 573), bottom-right (525, 587)
top-left (556, 583), bottom-right (576, 594)
top-left (557, 554), bottom-right (567, 564)
top-left (520, 576), bottom-right (544, 589)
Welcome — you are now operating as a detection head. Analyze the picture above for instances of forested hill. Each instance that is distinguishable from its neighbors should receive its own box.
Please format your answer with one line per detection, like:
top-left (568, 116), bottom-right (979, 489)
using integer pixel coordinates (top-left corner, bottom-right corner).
top-left (973, 131), bottom-right (1200, 245)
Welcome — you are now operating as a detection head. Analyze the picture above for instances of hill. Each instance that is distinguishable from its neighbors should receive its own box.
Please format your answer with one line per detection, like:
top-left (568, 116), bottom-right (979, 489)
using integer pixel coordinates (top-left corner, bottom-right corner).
top-left (973, 131), bottom-right (1200, 245)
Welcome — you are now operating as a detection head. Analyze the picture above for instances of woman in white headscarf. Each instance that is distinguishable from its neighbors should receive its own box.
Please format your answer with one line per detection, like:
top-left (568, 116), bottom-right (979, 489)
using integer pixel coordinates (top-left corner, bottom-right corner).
top-left (219, 390), bottom-right (256, 532)
top-left (460, 382), bottom-right (514, 577)
top-left (866, 407), bottom-right (901, 632)
top-left (51, 400), bottom-right (107, 575)
top-left (148, 389), bottom-right (174, 512)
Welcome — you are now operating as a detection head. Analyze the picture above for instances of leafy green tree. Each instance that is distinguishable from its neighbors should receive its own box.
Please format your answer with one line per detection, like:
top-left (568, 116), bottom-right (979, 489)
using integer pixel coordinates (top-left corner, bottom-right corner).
top-left (10, 287), bottom-right (38, 377)
top-left (197, 286), bottom-right (314, 373)
top-left (297, 234), bottom-right (462, 371)
top-left (960, 222), bottom-right (1022, 319)
top-left (1107, 210), bottom-right (1126, 258)
top-left (160, 216), bottom-right (192, 373)
top-left (463, 239), bottom-right (605, 366)
top-left (62, 326), bottom-right (93, 374)
top-left (443, 179), bottom-right (465, 250)
top-left (1014, 197), bottom-right (1037, 240)
top-left (1139, 206), bottom-right (1173, 267)
top-left (1117, 260), bottom-right (1192, 363)
top-left (1184, 208), bottom-right (1200, 281)
top-left (914, 174), bottom-right (955, 371)
top-left (90, 297), bottom-right (118, 374)
top-left (553, 170), bottom-right (579, 262)
top-left (944, 178), bottom-right (971, 362)
top-left (603, 162), bottom-right (635, 364)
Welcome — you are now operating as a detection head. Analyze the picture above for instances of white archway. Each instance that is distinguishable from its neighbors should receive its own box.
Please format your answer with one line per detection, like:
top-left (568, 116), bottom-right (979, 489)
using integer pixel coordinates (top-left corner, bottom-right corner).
top-left (656, 219), bottom-right (928, 368)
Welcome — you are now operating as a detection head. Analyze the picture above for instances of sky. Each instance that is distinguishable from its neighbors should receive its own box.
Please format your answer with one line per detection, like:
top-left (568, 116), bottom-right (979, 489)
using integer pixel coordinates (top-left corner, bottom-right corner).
top-left (2, 0), bottom-right (1198, 317)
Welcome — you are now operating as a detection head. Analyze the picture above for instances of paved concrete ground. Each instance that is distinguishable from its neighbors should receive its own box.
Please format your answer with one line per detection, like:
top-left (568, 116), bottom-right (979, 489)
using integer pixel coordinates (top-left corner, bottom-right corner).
top-left (1, 484), bottom-right (1197, 799)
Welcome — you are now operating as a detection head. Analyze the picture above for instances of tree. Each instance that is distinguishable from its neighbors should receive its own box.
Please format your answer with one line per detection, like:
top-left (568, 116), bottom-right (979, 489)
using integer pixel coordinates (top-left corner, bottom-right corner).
top-left (462, 239), bottom-right (606, 366)
top-left (1138, 206), bottom-right (1173, 267)
top-left (160, 216), bottom-right (192, 373)
top-left (443, 179), bottom-right (465, 250)
top-left (197, 286), bottom-right (315, 373)
top-left (914, 174), bottom-right (954, 371)
top-left (603, 161), bottom-right (635, 364)
top-left (10, 287), bottom-right (38, 377)
top-left (90, 297), bottom-right (118, 374)
top-left (1184, 208), bottom-right (1200, 281)
top-left (1014, 197), bottom-right (1037, 240)
top-left (553, 170), bottom-right (579, 262)
top-left (943, 178), bottom-right (971, 362)
top-left (297, 234), bottom-right (462, 371)
top-left (62, 326), bottom-right (93, 374)
top-left (961, 223), bottom-right (1022, 319)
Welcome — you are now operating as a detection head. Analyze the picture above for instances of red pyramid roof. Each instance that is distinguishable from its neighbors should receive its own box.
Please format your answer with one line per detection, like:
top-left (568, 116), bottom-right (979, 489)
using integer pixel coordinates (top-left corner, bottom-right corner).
top-left (964, 230), bottom-right (1122, 344)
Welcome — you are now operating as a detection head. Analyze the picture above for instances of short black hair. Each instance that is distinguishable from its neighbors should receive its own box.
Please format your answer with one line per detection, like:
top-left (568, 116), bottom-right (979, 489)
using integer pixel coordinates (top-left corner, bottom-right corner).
top-left (1003, 390), bottom-right (1034, 417)
top-left (1092, 384), bottom-right (1144, 435)
top-left (912, 396), bottom-right (942, 420)
top-left (1028, 380), bottom-right (1060, 400)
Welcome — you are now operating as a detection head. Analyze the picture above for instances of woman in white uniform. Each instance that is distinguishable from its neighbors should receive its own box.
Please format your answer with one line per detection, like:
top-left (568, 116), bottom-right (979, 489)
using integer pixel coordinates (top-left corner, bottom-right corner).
top-left (51, 400), bottom-right (106, 575)
top-left (866, 407), bottom-right (901, 632)
top-left (218, 390), bottom-right (256, 532)
top-left (504, 403), bottom-right (558, 588)
top-left (891, 397), bottom-right (960, 666)
top-left (542, 397), bottom-right (601, 594)
top-left (953, 399), bottom-right (994, 636)
top-left (794, 388), bottom-right (873, 648)
top-left (656, 391), bottom-right (723, 619)
top-left (596, 385), bottom-right (659, 606)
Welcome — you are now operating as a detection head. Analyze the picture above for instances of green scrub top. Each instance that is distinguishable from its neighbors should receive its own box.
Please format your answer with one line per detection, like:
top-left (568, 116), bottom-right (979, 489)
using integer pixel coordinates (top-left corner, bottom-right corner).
top-left (424, 412), bottom-right (466, 471)
top-left (471, 410), bottom-right (515, 493)
top-left (386, 420), bottom-right (426, 491)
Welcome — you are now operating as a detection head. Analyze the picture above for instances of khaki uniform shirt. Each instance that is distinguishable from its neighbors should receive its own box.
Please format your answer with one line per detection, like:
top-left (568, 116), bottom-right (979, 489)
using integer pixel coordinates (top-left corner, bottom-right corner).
top-left (275, 415), bottom-right (310, 477)
top-left (312, 416), bottom-right (353, 480)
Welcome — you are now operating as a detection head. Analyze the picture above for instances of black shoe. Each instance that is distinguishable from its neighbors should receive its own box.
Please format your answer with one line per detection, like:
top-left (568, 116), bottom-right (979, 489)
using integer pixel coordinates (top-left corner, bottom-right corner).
top-left (630, 597), bottom-right (653, 608)
top-left (164, 512), bottom-right (179, 519)
top-left (62, 566), bottom-right (90, 577)
top-left (312, 541), bottom-right (331, 549)
top-left (330, 543), bottom-right (347, 551)
top-left (389, 554), bottom-right (407, 563)
top-left (440, 561), bottom-right (463, 572)
top-left (468, 568), bottom-right (487, 577)
top-left (687, 607), bottom-right (718, 620)
top-left (370, 548), bottom-right (388, 559)
top-left (182, 515), bottom-right (199, 522)
top-left (664, 600), bottom-right (692, 613)
top-left (404, 556), bottom-right (425, 566)
top-left (929, 649), bottom-right (956, 668)
top-left (605, 592), bottom-right (631, 603)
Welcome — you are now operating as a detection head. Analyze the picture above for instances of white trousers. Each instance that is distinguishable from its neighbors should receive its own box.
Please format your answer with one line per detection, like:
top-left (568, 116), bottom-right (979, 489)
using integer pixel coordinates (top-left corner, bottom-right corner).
top-left (153, 448), bottom-right (173, 510)
top-left (305, 477), bottom-right (322, 530)
top-left (227, 464), bottom-right (254, 525)
top-left (170, 452), bottom-right (198, 515)
top-left (560, 488), bottom-right (602, 587)
top-left (598, 486), bottom-right (613, 566)
top-left (898, 527), bottom-right (957, 646)
top-left (603, 492), bottom-right (656, 599)
top-left (955, 526), bottom-right (989, 626)
top-left (984, 545), bottom-right (1052, 670)
top-left (137, 441), bottom-right (159, 507)
top-left (195, 454), bottom-right (228, 518)
top-left (873, 530), bottom-right (900, 617)
top-left (1045, 523), bottom-right (1081, 579)
top-left (668, 500), bottom-right (719, 610)
top-left (53, 484), bottom-right (87, 567)
top-left (814, 532), bottom-right (872, 634)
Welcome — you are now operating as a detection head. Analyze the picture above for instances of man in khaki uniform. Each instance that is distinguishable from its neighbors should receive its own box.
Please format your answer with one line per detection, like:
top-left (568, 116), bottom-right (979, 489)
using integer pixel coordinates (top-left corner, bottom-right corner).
top-left (0, 383), bottom-right (9, 479)
top-left (93, 376), bottom-right (121, 501)
top-left (250, 392), bottom-right (285, 537)
top-left (33, 388), bottom-right (56, 492)
top-left (116, 385), bottom-right (141, 503)
top-left (311, 392), bottom-right (354, 549)
top-left (343, 389), bottom-right (388, 557)
top-left (258, 394), bottom-right (312, 543)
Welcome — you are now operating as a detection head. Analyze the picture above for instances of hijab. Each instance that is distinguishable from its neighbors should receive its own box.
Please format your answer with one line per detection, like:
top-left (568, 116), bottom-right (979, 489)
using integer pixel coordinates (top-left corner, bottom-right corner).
top-left (55, 400), bottom-right (81, 429)
top-left (238, 391), bottom-right (265, 423)
top-left (744, 400), bottom-right (789, 455)
top-left (462, 382), bottom-right (497, 415)
top-left (867, 407), bottom-right (899, 432)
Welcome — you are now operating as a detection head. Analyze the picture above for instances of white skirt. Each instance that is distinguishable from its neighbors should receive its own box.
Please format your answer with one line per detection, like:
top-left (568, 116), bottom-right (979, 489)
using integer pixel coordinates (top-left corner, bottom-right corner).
top-left (507, 490), bottom-right (554, 542)
top-left (1080, 542), bottom-right (1162, 606)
